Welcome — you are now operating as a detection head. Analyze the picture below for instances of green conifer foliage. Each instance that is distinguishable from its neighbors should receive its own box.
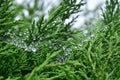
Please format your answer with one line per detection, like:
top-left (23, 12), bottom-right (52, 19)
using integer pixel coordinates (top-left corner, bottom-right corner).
top-left (0, 0), bottom-right (120, 80)
top-left (0, 0), bottom-right (14, 39)
top-left (0, 0), bottom-right (32, 79)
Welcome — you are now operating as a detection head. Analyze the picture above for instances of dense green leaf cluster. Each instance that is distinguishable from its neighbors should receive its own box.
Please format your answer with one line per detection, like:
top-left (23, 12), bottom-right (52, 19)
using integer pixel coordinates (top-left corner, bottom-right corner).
top-left (0, 0), bottom-right (120, 80)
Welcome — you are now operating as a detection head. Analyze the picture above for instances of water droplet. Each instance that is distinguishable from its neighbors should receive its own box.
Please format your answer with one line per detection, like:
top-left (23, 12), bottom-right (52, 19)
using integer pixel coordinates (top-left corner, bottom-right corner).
top-left (33, 38), bottom-right (36, 41)
top-left (74, 46), bottom-right (77, 49)
top-left (19, 33), bottom-right (22, 36)
top-left (32, 48), bottom-right (37, 52)
top-left (40, 37), bottom-right (42, 40)
top-left (25, 48), bottom-right (28, 51)
top-left (62, 46), bottom-right (66, 50)
top-left (49, 46), bottom-right (52, 49)
top-left (24, 32), bottom-right (26, 35)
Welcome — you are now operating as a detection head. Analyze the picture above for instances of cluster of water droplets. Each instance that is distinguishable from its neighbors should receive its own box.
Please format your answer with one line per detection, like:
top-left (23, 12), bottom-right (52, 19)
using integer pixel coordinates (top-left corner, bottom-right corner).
top-left (7, 31), bottom-right (38, 53)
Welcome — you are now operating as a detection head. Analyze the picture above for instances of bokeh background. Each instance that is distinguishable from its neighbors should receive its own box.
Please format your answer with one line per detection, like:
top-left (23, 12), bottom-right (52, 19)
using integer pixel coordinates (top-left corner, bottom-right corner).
top-left (14, 0), bottom-right (105, 28)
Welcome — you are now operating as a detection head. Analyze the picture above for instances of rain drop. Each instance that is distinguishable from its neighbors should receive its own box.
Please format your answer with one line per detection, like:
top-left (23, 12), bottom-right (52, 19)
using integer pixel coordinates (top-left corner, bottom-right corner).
top-left (32, 48), bottom-right (37, 52)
